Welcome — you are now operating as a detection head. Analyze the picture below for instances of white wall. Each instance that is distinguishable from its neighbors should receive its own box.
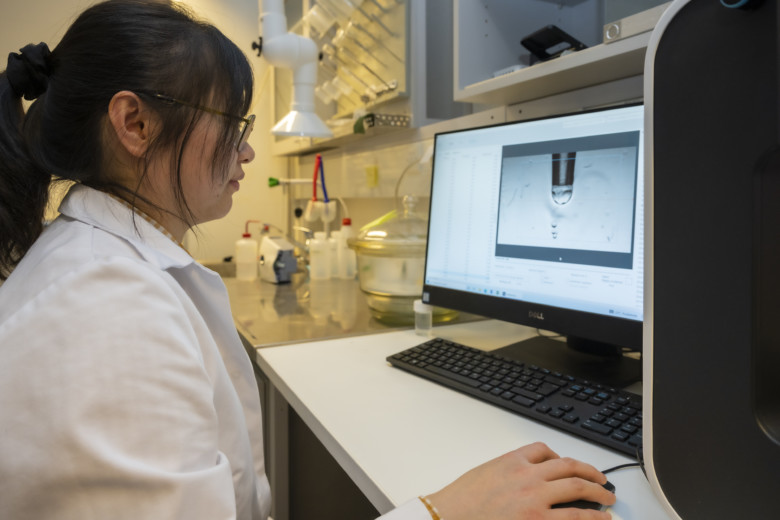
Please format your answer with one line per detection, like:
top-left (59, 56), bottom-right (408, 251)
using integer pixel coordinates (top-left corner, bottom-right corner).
top-left (1, 0), bottom-right (288, 263)
top-left (180, 0), bottom-right (288, 263)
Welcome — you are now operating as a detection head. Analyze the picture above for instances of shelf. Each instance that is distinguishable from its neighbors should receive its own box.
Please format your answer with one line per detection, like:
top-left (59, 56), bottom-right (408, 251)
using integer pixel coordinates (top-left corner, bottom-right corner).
top-left (454, 31), bottom-right (651, 106)
top-left (270, 113), bottom-right (414, 157)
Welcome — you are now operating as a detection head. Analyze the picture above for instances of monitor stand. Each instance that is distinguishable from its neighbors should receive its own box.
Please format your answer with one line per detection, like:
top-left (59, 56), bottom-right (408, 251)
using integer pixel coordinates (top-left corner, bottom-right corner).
top-left (492, 335), bottom-right (641, 389)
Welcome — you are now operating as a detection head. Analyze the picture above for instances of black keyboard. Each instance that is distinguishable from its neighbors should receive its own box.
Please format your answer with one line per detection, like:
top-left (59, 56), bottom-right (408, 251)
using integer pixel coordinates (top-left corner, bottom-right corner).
top-left (388, 338), bottom-right (643, 456)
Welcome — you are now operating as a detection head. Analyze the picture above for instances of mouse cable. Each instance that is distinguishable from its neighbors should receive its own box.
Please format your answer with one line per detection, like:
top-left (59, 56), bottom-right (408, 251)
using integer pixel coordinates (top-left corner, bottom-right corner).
top-left (602, 462), bottom-right (641, 475)
top-left (602, 447), bottom-right (647, 478)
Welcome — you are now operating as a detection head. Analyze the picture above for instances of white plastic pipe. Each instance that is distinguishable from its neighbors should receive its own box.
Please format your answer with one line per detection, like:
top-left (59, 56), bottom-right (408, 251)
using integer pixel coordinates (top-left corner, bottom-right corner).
top-left (259, 0), bottom-right (333, 137)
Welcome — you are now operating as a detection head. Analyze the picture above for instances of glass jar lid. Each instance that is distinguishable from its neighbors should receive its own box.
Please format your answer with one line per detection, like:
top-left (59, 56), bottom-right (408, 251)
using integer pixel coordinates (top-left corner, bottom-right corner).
top-left (348, 195), bottom-right (427, 256)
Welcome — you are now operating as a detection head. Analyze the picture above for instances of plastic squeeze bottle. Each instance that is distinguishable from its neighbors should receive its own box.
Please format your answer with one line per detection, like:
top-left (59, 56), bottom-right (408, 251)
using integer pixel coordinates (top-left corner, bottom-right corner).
top-left (336, 218), bottom-right (357, 279)
top-left (235, 233), bottom-right (258, 281)
top-left (309, 231), bottom-right (330, 280)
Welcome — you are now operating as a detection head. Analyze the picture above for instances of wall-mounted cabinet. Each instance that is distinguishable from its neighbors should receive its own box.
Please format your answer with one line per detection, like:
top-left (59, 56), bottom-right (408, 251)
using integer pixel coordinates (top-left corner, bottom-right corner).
top-left (271, 0), bottom-right (470, 157)
top-left (311, 0), bottom-right (408, 119)
top-left (454, 0), bottom-right (670, 106)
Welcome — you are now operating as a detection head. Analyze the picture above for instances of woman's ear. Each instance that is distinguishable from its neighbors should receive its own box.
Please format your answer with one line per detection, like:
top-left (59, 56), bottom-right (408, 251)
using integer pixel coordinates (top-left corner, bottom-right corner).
top-left (107, 91), bottom-right (154, 157)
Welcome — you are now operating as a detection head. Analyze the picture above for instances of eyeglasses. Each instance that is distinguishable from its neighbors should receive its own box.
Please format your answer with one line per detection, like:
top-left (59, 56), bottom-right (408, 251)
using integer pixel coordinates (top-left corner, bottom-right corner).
top-left (147, 92), bottom-right (255, 151)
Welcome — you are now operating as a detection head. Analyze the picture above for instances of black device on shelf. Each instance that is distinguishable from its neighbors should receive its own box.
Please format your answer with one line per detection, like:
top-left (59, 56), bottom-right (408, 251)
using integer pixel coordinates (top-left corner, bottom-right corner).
top-left (521, 25), bottom-right (587, 63)
top-left (387, 103), bottom-right (645, 454)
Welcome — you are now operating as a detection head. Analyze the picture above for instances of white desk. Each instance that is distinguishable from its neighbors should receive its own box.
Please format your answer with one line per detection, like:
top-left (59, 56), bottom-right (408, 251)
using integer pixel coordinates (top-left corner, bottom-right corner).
top-left (256, 320), bottom-right (673, 519)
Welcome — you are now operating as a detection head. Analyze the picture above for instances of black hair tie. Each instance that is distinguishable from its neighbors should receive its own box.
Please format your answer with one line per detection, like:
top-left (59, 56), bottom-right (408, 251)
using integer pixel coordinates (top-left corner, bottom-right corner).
top-left (6, 43), bottom-right (52, 101)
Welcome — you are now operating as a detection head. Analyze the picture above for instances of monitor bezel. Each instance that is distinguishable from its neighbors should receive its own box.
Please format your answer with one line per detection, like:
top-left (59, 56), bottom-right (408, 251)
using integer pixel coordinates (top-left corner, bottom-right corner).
top-left (421, 103), bottom-right (644, 353)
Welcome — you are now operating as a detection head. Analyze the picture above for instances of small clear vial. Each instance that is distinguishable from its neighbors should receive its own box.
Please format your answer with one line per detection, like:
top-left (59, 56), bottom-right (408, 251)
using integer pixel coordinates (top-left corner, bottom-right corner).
top-left (414, 299), bottom-right (433, 337)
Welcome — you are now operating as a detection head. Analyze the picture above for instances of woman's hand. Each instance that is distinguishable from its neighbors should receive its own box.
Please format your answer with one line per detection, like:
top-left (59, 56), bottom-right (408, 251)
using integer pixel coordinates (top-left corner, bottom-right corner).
top-left (424, 442), bottom-right (615, 520)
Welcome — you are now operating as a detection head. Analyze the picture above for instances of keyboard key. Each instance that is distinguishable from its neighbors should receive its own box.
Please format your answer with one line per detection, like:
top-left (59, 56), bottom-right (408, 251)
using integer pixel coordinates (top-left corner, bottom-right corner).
top-left (582, 420), bottom-right (612, 436)
top-left (536, 382), bottom-right (560, 396)
top-left (563, 414), bottom-right (579, 424)
top-left (612, 431), bottom-right (629, 442)
top-left (512, 395), bottom-right (535, 407)
top-left (545, 375), bottom-right (568, 387)
top-left (425, 365), bottom-right (481, 388)
top-left (514, 388), bottom-right (543, 401)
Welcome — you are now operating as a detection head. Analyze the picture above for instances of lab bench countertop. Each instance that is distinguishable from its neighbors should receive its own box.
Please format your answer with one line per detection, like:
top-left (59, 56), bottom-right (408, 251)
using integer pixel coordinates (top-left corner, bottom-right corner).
top-left (222, 272), bottom-right (478, 349)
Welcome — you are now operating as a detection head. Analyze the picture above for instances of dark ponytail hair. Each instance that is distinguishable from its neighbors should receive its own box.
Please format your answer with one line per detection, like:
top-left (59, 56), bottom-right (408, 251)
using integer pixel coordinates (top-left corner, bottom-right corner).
top-left (0, 0), bottom-right (253, 278)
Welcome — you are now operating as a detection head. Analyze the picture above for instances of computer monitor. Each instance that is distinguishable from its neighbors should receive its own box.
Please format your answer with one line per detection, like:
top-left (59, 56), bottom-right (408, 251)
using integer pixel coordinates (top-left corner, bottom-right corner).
top-left (423, 104), bottom-right (644, 388)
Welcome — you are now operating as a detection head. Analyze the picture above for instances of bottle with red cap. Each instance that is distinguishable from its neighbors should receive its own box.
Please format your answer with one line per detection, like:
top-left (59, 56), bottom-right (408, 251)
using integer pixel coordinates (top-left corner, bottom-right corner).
top-left (235, 232), bottom-right (258, 281)
top-left (336, 217), bottom-right (357, 279)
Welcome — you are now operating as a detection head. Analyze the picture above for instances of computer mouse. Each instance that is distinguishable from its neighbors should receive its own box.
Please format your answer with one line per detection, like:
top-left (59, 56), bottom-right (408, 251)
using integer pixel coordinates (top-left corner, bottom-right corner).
top-left (551, 480), bottom-right (616, 511)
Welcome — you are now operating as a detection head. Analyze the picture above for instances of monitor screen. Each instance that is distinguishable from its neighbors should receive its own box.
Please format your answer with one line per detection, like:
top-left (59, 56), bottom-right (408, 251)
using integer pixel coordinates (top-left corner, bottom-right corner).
top-left (422, 104), bottom-right (644, 386)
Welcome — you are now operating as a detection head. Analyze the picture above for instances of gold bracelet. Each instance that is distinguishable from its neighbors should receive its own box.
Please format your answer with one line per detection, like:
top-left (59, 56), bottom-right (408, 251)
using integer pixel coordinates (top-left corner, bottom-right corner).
top-left (419, 496), bottom-right (443, 520)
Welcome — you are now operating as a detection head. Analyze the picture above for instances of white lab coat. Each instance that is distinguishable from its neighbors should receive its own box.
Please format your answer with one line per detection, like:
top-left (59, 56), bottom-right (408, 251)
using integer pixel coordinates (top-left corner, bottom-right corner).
top-left (0, 185), bottom-right (431, 520)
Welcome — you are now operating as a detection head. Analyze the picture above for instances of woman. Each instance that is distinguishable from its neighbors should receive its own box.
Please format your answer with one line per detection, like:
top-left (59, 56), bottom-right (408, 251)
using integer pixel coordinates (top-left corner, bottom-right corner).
top-left (0, 1), bottom-right (615, 519)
